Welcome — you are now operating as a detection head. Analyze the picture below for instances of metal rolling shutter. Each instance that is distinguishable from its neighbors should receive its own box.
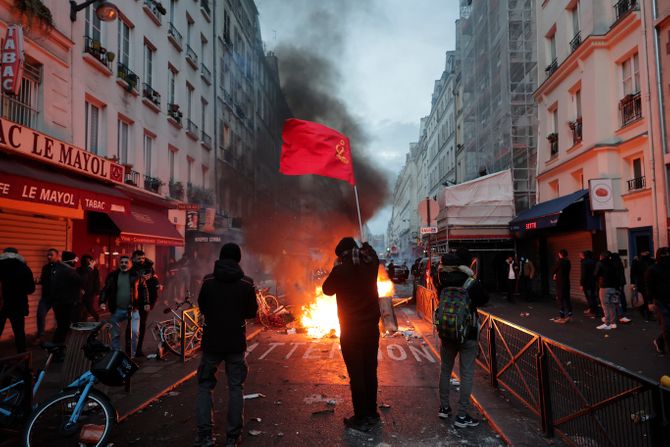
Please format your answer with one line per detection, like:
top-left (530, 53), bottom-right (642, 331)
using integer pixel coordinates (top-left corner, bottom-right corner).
top-left (0, 212), bottom-right (69, 339)
top-left (547, 232), bottom-right (593, 303)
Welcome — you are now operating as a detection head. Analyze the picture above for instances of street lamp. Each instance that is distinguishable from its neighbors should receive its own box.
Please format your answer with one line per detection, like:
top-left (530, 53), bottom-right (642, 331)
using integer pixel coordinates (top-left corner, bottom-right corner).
top-left (70, 1), bottom-right (118, 22)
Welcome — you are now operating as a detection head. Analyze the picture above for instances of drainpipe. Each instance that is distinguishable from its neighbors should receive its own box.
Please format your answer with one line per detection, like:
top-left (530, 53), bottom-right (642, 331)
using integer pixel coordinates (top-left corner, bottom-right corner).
top-left (640, 0), bottom-right (662, 247)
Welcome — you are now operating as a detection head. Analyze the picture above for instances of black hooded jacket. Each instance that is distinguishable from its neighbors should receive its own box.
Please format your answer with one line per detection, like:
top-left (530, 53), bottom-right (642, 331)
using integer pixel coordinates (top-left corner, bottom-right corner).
top-left (198, 259), bottom-right (258, 354)
top-left (0, 252), bottom-right (35, 315)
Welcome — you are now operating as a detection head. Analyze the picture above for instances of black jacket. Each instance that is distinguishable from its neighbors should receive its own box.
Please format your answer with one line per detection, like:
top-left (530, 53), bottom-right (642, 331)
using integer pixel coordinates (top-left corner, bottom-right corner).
top-left (77, 266), bottom-right (101, 299)
top-left (100, 269), bottom-right (142, 312)
top-left (198, 259), bottom-right (257, 354)
top-left (51, 262), bottom-right (82, 305)
top-left (0, 253), bottom-right (35, 316)
top-left (645, 257), bottom-right (670, 305)
top-left (580, 258), bottom-right (596, 290)
top-left (552, 258), bottom-right (571, 291)
top-left (322, 244), bottom-right (381, 336)
top-left (595, 259), bottom-right (618, 289)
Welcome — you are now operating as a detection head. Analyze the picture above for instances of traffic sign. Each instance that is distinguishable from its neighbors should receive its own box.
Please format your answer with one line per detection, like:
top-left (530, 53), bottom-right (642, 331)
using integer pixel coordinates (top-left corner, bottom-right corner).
top-left (420, 226), bottom-right (438, 234)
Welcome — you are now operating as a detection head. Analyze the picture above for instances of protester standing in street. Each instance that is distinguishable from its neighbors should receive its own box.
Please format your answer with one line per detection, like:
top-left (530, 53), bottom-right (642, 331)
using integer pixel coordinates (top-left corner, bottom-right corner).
top-left (100, 256), bottom-right (146, 357)
top-left (323, 237), bottom-right (381, 432)
top-left (631, 250), bottom-right (655, 321)
top-left (646, 247), bottom-right (670, 354)
top-left (580, 251), bottom-right (600, 318)
top-left (51, 251), bottom-right (82, 345)
top-left (435, 250), bottom-right (489, 428)
top-left (77, 255), bottom-right (100, 322)
top-left (0, 248), bottom-right (35, 353)
top-left (195, 243), bottom-right (258, 447)
top-left (504, 256), bottom-right (519, 302)
top-left (551, 249), bottom-right (572, 323)
top-left (594, 251), bottom-right (619, 330)
top-left (36, 248), bottom-right (59, 341)
top-left (131, 250), bottom-right (159, 358)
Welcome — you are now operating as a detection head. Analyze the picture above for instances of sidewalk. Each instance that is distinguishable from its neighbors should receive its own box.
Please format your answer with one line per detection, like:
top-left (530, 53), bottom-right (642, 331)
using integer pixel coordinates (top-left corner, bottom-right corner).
top-left (481, 294), bottom-right (670, 382)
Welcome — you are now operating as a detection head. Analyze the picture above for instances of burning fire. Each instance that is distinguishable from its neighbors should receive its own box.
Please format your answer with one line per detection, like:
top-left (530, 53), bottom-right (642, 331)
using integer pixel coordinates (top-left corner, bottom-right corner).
top-left (301, 266), bottom-right (396, 338)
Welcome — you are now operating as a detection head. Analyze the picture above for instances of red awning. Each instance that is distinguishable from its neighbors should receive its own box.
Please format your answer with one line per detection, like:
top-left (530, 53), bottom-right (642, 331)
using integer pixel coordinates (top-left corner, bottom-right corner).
top-left (108, 204), bottom-right (184, 246)
top-left (0, 158), bottom-right (130, 213)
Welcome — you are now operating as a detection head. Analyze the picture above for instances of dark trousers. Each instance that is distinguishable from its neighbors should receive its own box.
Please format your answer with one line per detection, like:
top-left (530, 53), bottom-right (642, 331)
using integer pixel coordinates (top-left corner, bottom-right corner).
top-left (584, 288), bottom-right (601, 315)
top-left (506, 279), bottom-right (516, 301)
top-left (36, 297), bottom-right (53, 337)
top-left (340, 327), bottom-right (379, 418)
top-left (79, 294), bottom-right (99, 322)
top-left (557, 287), bottom-right (572, 317)
top-left (52, 303), bottom-right (73, 344)
top-left (655, 302), bottom-right (670, 353)
top-left (136, 308), bottom-right (149, 353)
top-left (196, 351), bottom-right (248, 440)
top-left (0, 310), bottom-right (26, 353)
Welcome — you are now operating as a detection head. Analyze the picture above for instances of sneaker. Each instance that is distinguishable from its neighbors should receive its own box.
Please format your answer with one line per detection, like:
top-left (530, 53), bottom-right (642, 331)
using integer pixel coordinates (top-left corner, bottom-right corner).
top-left (653, 339), bottom-right (663, 354)
top-left (454, 414), bottom-right (480, 428)
top-left (618, 317), bottom-right (631, 324)
top-left (438, 406), bottom-right (452, 419)
top-left (596, 324), bottom-right (612, 330)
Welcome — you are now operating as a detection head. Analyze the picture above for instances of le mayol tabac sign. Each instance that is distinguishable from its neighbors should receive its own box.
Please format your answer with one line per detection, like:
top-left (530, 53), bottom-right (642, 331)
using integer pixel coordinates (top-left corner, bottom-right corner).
top-left (0, 117), bottom-right (125, 184)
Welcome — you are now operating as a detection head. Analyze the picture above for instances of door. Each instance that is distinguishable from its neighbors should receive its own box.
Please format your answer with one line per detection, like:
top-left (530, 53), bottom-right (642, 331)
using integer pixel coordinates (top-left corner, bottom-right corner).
top-left (629, 227), bottom-right (654, 258)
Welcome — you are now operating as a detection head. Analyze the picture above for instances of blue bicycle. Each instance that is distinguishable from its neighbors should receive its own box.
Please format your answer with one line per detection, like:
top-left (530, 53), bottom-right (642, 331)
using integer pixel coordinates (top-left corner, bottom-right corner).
top-left (21, 323), bottom-right (138, 446)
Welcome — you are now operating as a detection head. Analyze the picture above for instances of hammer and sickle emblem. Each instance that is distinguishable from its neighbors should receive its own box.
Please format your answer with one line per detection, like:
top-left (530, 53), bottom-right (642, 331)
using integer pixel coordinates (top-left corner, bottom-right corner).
top-left (335, 139), bottom-right (349, 164)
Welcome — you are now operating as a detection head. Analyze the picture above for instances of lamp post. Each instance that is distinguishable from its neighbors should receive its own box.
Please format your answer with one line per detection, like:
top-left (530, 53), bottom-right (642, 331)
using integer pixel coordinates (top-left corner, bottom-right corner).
top-left (70, 0), bottom-right (118, 22)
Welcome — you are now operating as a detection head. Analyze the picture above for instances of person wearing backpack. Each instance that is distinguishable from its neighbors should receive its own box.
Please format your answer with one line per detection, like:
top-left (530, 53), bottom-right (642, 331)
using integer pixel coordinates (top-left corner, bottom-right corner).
top-left (434, 250), bottom-right (489, 428)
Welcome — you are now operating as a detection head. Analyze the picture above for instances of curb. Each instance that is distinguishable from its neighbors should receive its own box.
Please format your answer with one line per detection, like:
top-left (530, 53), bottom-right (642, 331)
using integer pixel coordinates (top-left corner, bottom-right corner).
top-left (399, 308), bottom-right (512, 446)
top-left (117, 326), bottom-right (264, 422)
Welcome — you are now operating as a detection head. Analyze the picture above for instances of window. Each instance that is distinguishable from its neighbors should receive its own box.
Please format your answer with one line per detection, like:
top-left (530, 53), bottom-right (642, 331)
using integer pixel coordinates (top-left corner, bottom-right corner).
top-left (85, 5), bottom-right (102, 42)
top-left (85, 102), bottom-right (100, 154)
top-left (622, 53), bottom-right (640, 95)
top-left (118, 20), bottom-right (130, 66)
top-left (143, 134), bottom-right (153, 176)
top-left (144, 43), bottom-right (154, 86)
top-left (117, 120), bottom-right (130, 164)
top-left (169, 148), bottom-right (176, 181)
top-left (168, 67), bottom-right (176, 104)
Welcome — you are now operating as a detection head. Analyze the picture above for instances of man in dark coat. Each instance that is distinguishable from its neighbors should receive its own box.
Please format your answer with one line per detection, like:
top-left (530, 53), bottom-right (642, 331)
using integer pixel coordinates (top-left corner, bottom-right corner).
top-left (36, 248), bottom-right (59, 340)
top-left (646, 247), bottom-right (670, 354)
top-left (322, 237), bottom-right (381, 432)
top-left (131, 250), bottom-right (159, 357)
top-left (195, 243), bottom-right (258, 447)
top-left (51, 251), bottom-right (82, 344)
top-left (77, 254), bottom-right (100, 322)
top-left (551, 249), bottom-right (572, 323)
top-left (0, 248), bottom-right (35, 353)
top-left (580, 251), bottom-right (600, 318)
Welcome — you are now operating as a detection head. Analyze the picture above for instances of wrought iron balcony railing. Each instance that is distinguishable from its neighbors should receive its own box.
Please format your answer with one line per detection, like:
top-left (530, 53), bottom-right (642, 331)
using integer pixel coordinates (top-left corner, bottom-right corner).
top-left (619, 92), bottom-right (642, 127)
top-left (627, 176), bottom-right (646, 191)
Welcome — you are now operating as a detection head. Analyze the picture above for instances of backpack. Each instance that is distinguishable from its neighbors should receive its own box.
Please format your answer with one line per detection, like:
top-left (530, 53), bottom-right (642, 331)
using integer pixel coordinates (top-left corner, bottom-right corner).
top-left (434, 277), bottom-right (475, 344)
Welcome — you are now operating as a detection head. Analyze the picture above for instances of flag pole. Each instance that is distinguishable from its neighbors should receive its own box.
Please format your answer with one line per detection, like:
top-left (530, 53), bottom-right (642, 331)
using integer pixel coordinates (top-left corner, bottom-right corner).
top-left (353, 185), bottom-right (365, 242)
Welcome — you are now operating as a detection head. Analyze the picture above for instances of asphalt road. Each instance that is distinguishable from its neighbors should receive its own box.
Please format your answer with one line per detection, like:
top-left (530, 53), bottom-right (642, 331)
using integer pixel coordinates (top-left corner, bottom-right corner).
top-left (111, 287), bottom-right (504, 446)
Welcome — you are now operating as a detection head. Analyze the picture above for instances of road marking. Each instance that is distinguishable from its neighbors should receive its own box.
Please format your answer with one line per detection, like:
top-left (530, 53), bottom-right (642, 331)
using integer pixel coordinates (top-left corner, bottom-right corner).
top-left (258, 342), bottom-right (284, 359)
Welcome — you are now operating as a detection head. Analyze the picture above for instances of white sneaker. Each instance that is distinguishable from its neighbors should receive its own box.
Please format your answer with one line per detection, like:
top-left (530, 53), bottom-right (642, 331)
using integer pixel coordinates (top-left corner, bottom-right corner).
top-left (596, 324), bottom-right (612, 330)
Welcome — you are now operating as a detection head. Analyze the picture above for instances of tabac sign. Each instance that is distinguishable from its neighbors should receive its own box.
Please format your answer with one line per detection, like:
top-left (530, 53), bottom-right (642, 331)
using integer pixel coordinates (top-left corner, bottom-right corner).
top-left (2, 25), bottom-right (24, 96)
top-left (0, 117), bottom-right (124, 184)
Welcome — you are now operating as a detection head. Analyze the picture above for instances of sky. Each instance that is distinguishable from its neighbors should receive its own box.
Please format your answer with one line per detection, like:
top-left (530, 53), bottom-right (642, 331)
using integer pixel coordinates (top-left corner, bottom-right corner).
top-left (255, 0), bottom-right (460, 235)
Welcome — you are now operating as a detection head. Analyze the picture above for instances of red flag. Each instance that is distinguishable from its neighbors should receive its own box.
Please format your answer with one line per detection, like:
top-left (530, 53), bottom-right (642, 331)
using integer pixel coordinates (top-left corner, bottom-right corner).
top-left (280, 118), bottom-right (356, 185)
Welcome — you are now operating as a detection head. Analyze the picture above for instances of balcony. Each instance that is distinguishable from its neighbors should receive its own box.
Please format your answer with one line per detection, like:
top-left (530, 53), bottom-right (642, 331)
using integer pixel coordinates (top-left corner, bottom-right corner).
top-left (614, 0), bottom-right (638, 24)
top-left (201, 130), bottom-right (212, 148)
top-left (200, 63), bottom-right (212, 85)
top-left (619, 92), bottom-right (642, 127)
top-left (627, 176), bottom-right (646, 191)
top-left (167, 103), bottom-right (183, 124)
top-left (568, 117), bottom-right (582, 145)
top-left (169, 181), bottom-right (185, 200)
top-left (117, 63), bottom-right (139, 92)
top-left (168, 22), bottom-right (183, 51)
top-left (186, 45), bottom-right (198, 68)
top-left (545, 58), bottom-right (558, 77)
top-left (142, 83), bottom-right (161, 108)
top-left (125, 168), bottom-right (141, 186)
top-left (143, 0), bottom-right (165, 25)
top-left (547, 133), bottom-right (558, 157)
top-left (143, 174), bottom-right (163, 193)
top-left (569, 31), bottom-right (581, 53)
top-left (83, 36), bottom-right (113, 71)
top-left (186, 118), bottom-right (199, 139)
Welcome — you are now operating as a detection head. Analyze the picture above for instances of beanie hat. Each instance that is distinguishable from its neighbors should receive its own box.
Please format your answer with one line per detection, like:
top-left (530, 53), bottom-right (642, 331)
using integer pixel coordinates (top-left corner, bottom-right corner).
top-left (62, 251), bottom-right (77, 263)
top-left (335, 237), bottom-right (358, 257)
top-left (219, 243), bottom-right (241, 263)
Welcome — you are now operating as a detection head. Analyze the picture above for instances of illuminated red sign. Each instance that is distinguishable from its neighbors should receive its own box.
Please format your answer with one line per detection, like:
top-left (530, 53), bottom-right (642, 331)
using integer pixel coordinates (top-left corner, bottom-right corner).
top-left (525, 222), bottom-right (537, 230)
top-left (1, 25), bottom-right (24, 96)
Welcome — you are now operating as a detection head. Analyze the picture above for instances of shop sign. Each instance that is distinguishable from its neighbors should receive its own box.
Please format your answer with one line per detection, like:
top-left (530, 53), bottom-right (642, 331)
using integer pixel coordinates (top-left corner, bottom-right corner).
top-left (0, 117), bottom-right (124, 183)
top-left (589, 178), bottom-right (614, 211)
top-left (0, 172), bottom-right (128, 212)
top-left (2, 25), bottom-right (24, 96)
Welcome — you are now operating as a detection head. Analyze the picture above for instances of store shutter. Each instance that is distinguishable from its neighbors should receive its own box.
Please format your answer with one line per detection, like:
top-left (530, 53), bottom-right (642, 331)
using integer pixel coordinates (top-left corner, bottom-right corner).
top-left (0, 212), bottom-right (68, 339)
top-left (546, 231), bottom-right (593, 303)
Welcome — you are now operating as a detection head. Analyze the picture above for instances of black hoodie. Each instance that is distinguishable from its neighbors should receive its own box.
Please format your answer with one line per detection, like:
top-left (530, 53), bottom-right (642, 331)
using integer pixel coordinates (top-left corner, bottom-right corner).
top-left (198, 259), bottom-right (258, 354)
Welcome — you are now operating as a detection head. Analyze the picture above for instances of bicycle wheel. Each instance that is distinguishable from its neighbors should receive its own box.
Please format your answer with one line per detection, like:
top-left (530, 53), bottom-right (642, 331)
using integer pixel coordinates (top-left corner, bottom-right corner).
top-left (161, 321), bottom-right (183, 356)
top-left (22, 388), bottom-right (116, 447)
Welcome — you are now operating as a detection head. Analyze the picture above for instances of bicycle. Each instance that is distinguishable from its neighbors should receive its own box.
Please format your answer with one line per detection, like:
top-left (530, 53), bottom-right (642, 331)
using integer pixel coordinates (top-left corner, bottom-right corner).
top-left (22, 322), bottom-right (138, 446)
top-left (256, 287), bottom-right (284, 328)
top-left (152, 293), bottom-right (203, 356)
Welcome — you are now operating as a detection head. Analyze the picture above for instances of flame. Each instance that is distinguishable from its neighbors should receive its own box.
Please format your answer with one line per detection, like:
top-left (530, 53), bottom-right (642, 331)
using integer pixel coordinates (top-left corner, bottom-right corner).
top-left (300, 267), bottom-right (396, 338)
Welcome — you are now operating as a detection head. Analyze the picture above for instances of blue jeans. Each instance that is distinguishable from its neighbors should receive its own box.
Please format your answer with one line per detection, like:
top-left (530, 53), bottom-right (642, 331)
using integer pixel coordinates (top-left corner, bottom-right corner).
top-left (110, 308), bottom-right (140, 356)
